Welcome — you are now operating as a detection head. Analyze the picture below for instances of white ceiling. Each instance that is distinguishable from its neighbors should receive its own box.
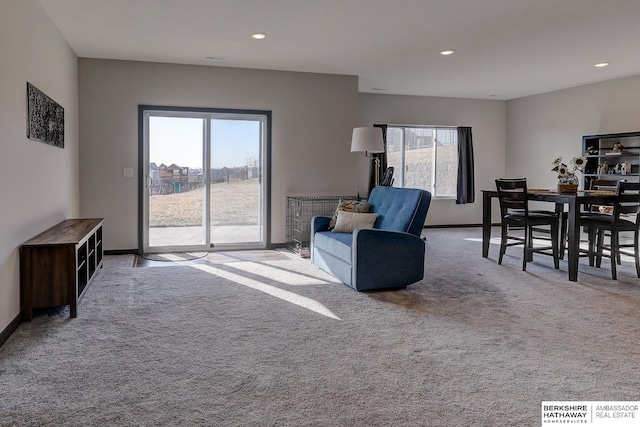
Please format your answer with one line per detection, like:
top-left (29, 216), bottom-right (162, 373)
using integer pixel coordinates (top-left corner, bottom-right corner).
top-left (39, 0), bottom-right (640, 100)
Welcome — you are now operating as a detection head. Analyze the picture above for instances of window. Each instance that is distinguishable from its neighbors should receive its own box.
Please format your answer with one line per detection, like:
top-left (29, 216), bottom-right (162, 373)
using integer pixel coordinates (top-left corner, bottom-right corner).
top-left (386, 126), bottom-right (458, 198)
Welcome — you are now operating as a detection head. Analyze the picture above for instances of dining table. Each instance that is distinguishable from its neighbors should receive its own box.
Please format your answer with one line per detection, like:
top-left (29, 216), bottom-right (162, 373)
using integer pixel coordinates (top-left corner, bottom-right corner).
top-left (482, 188), bottom-right (621, 281)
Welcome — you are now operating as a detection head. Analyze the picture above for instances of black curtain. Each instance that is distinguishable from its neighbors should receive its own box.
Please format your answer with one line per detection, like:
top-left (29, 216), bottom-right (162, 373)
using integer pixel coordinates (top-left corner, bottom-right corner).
top-left (368, 124), bottom-right (388, 195)
top-left (456, 126), bottom-right (475, 204)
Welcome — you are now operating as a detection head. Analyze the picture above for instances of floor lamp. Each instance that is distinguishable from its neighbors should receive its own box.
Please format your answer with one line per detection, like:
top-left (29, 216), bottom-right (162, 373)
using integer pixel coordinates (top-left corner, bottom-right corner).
top-left (350, 127), bottom-right (385, 187)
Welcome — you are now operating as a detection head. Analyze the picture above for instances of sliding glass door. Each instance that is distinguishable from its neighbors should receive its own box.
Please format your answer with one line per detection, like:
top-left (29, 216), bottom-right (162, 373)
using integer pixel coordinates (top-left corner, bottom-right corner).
top-left (141, 107), bottom-right (270, 253)
top-left (209, 117), bottom-right (262, 244)
top-left (146, 115), bottom-right (207, 248)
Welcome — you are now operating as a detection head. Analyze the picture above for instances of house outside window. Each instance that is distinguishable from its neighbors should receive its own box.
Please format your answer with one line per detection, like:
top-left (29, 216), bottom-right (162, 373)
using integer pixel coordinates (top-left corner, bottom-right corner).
top-left (386, 126), bottom-right (458, 198)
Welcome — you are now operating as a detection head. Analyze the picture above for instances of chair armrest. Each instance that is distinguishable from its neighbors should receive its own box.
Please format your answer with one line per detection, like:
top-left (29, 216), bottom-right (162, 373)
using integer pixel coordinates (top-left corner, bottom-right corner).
top-left (311, 216), bottom-right (331, 234)
top-left (353, 228), bottom-right (424, 255)
top-left (352, 228), bottom-right (426, 290)
top-left (310, 216), bottom-right (332, 263)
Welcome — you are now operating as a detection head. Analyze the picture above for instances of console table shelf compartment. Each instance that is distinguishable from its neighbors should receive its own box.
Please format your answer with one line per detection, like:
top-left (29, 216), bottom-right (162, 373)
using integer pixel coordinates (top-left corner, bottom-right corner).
top-left (20, 218), bottom-right (104, 321)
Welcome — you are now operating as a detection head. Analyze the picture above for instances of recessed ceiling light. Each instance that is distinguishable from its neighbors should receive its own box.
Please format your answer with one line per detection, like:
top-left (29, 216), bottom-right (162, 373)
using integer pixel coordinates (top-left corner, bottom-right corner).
top-left (252, 33), bottom-right (267, 39)
top-left (594, 62), bottom-right (609, 68)
top-left (206, 56), bottom-right (226, 60)
top-left (440, 50), bottom-right (455, 56)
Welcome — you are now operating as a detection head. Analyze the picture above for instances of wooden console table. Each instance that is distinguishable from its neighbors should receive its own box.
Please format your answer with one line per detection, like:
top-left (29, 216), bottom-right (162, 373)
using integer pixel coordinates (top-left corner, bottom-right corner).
top-left (20, 218), bottom-right (104, 321)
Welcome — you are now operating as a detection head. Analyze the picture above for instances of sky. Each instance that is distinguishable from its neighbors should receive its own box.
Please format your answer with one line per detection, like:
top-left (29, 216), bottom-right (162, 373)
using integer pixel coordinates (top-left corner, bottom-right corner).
top-left (149, 116), bottom-right (260, 169)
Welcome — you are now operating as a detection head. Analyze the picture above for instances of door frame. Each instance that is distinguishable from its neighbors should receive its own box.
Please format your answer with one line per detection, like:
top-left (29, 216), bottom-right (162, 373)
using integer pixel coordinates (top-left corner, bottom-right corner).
top-left (137, 105), bottom-right (272, 254)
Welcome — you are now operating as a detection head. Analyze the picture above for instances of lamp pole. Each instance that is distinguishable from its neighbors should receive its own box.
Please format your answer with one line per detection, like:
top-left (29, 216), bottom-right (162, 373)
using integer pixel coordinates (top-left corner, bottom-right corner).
top-left (351, 127), bottom-right (385, 189)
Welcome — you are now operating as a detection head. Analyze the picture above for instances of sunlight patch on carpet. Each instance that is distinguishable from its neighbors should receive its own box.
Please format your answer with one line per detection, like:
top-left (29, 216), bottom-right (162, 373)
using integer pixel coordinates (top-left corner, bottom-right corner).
top-left (141, 252), bottom-right (208, 262)
top-left (464, 237), bottom-right (501, 244)
top-left (225, 261), bottom-right (336, 286)
top-left (190, 263), bottom-right (341, 320)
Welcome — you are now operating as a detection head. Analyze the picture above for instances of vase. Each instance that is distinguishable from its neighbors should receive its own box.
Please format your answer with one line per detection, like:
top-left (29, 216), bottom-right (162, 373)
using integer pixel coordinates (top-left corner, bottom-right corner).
top-left (557, 183), bottom-right (578, 193)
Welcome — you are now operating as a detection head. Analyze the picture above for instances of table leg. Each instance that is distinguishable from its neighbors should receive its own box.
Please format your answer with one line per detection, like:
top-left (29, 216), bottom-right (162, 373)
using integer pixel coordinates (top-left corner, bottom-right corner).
top-left (567, 199), bottom-right (579, 281)
top-left (555, 202), bottom-right (566, 259)
top-left (482, 192), bottom-right (492, 258)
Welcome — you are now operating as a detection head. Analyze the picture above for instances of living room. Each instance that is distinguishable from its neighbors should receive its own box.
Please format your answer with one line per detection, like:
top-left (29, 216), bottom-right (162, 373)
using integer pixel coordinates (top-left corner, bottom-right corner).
top-left (2, 1), bottom-right (640, 424)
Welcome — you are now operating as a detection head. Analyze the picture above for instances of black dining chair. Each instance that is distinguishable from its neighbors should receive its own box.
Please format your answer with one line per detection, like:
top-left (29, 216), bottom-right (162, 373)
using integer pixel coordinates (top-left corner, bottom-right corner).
top-left (530, 204), bottom-right (568, 259)
top-left (495, 178), bottom-right (560, 271)
top-left (580, 178), bottom-right (626, 265)
top-left (584, 178), bottom-right (624, 215)
top-left (580, 181), bottom-right (640, 279)
top-left (550, 179), bottom-right (624, 262)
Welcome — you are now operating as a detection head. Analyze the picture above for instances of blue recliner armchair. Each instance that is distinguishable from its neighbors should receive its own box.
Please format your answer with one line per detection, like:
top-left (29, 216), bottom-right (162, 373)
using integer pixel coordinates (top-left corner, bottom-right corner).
top-left (311, 186), bottom-right (432, 291)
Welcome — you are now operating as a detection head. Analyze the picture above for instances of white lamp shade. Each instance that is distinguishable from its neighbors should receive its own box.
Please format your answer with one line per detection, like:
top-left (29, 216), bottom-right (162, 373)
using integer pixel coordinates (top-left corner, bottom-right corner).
top-left (350, 127), bottom-right (385, 153)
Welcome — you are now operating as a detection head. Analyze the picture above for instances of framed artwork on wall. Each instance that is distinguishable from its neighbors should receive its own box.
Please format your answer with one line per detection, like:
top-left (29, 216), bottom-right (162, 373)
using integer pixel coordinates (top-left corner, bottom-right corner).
top-left (26, 82), bottom-right (64, 148)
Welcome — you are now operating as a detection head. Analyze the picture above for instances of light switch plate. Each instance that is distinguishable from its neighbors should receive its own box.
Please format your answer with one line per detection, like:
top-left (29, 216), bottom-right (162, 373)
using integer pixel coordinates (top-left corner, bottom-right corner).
top-left (123, 167), bottom-right (134, 177)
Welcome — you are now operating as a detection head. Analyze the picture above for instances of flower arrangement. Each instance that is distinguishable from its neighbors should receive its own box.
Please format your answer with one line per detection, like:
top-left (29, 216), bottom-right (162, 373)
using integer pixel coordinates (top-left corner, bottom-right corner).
top-left (552, 155), bottom-right (587, 186)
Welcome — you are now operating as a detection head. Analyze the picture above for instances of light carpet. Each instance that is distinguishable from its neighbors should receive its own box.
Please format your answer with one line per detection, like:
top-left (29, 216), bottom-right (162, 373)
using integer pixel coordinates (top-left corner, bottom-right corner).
top-left (1, 228), bottom-right (639, 426)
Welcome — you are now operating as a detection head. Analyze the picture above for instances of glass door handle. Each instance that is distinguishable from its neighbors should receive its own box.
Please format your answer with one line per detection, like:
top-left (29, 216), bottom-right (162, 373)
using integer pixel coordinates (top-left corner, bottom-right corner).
top-left (146, 176), bottom-right (153, 187)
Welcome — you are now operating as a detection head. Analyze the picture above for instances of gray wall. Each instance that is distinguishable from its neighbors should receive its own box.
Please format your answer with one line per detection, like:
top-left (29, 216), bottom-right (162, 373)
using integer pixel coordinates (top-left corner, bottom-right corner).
top-left (358, 93), bottom-right (507, 225)
top-left (0, 0), bottom-right (79, 331)
top-left (506, 74), bottom-right (640, 189)
top-left (78, 59), bottom-right (359, 250)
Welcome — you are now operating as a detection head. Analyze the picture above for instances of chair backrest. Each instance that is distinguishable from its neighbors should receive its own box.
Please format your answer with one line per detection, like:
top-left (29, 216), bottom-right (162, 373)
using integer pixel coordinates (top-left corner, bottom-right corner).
top-left (495, 178), bottom-right (528, 216)
top-left (613, 181), bottom-right (640, 221)
top-left (367, 186), bottom-right (432, 236)
top-left (589, 178), bottom-right (622, 191)
top-left (586, 178), bottom-right (625, 213)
